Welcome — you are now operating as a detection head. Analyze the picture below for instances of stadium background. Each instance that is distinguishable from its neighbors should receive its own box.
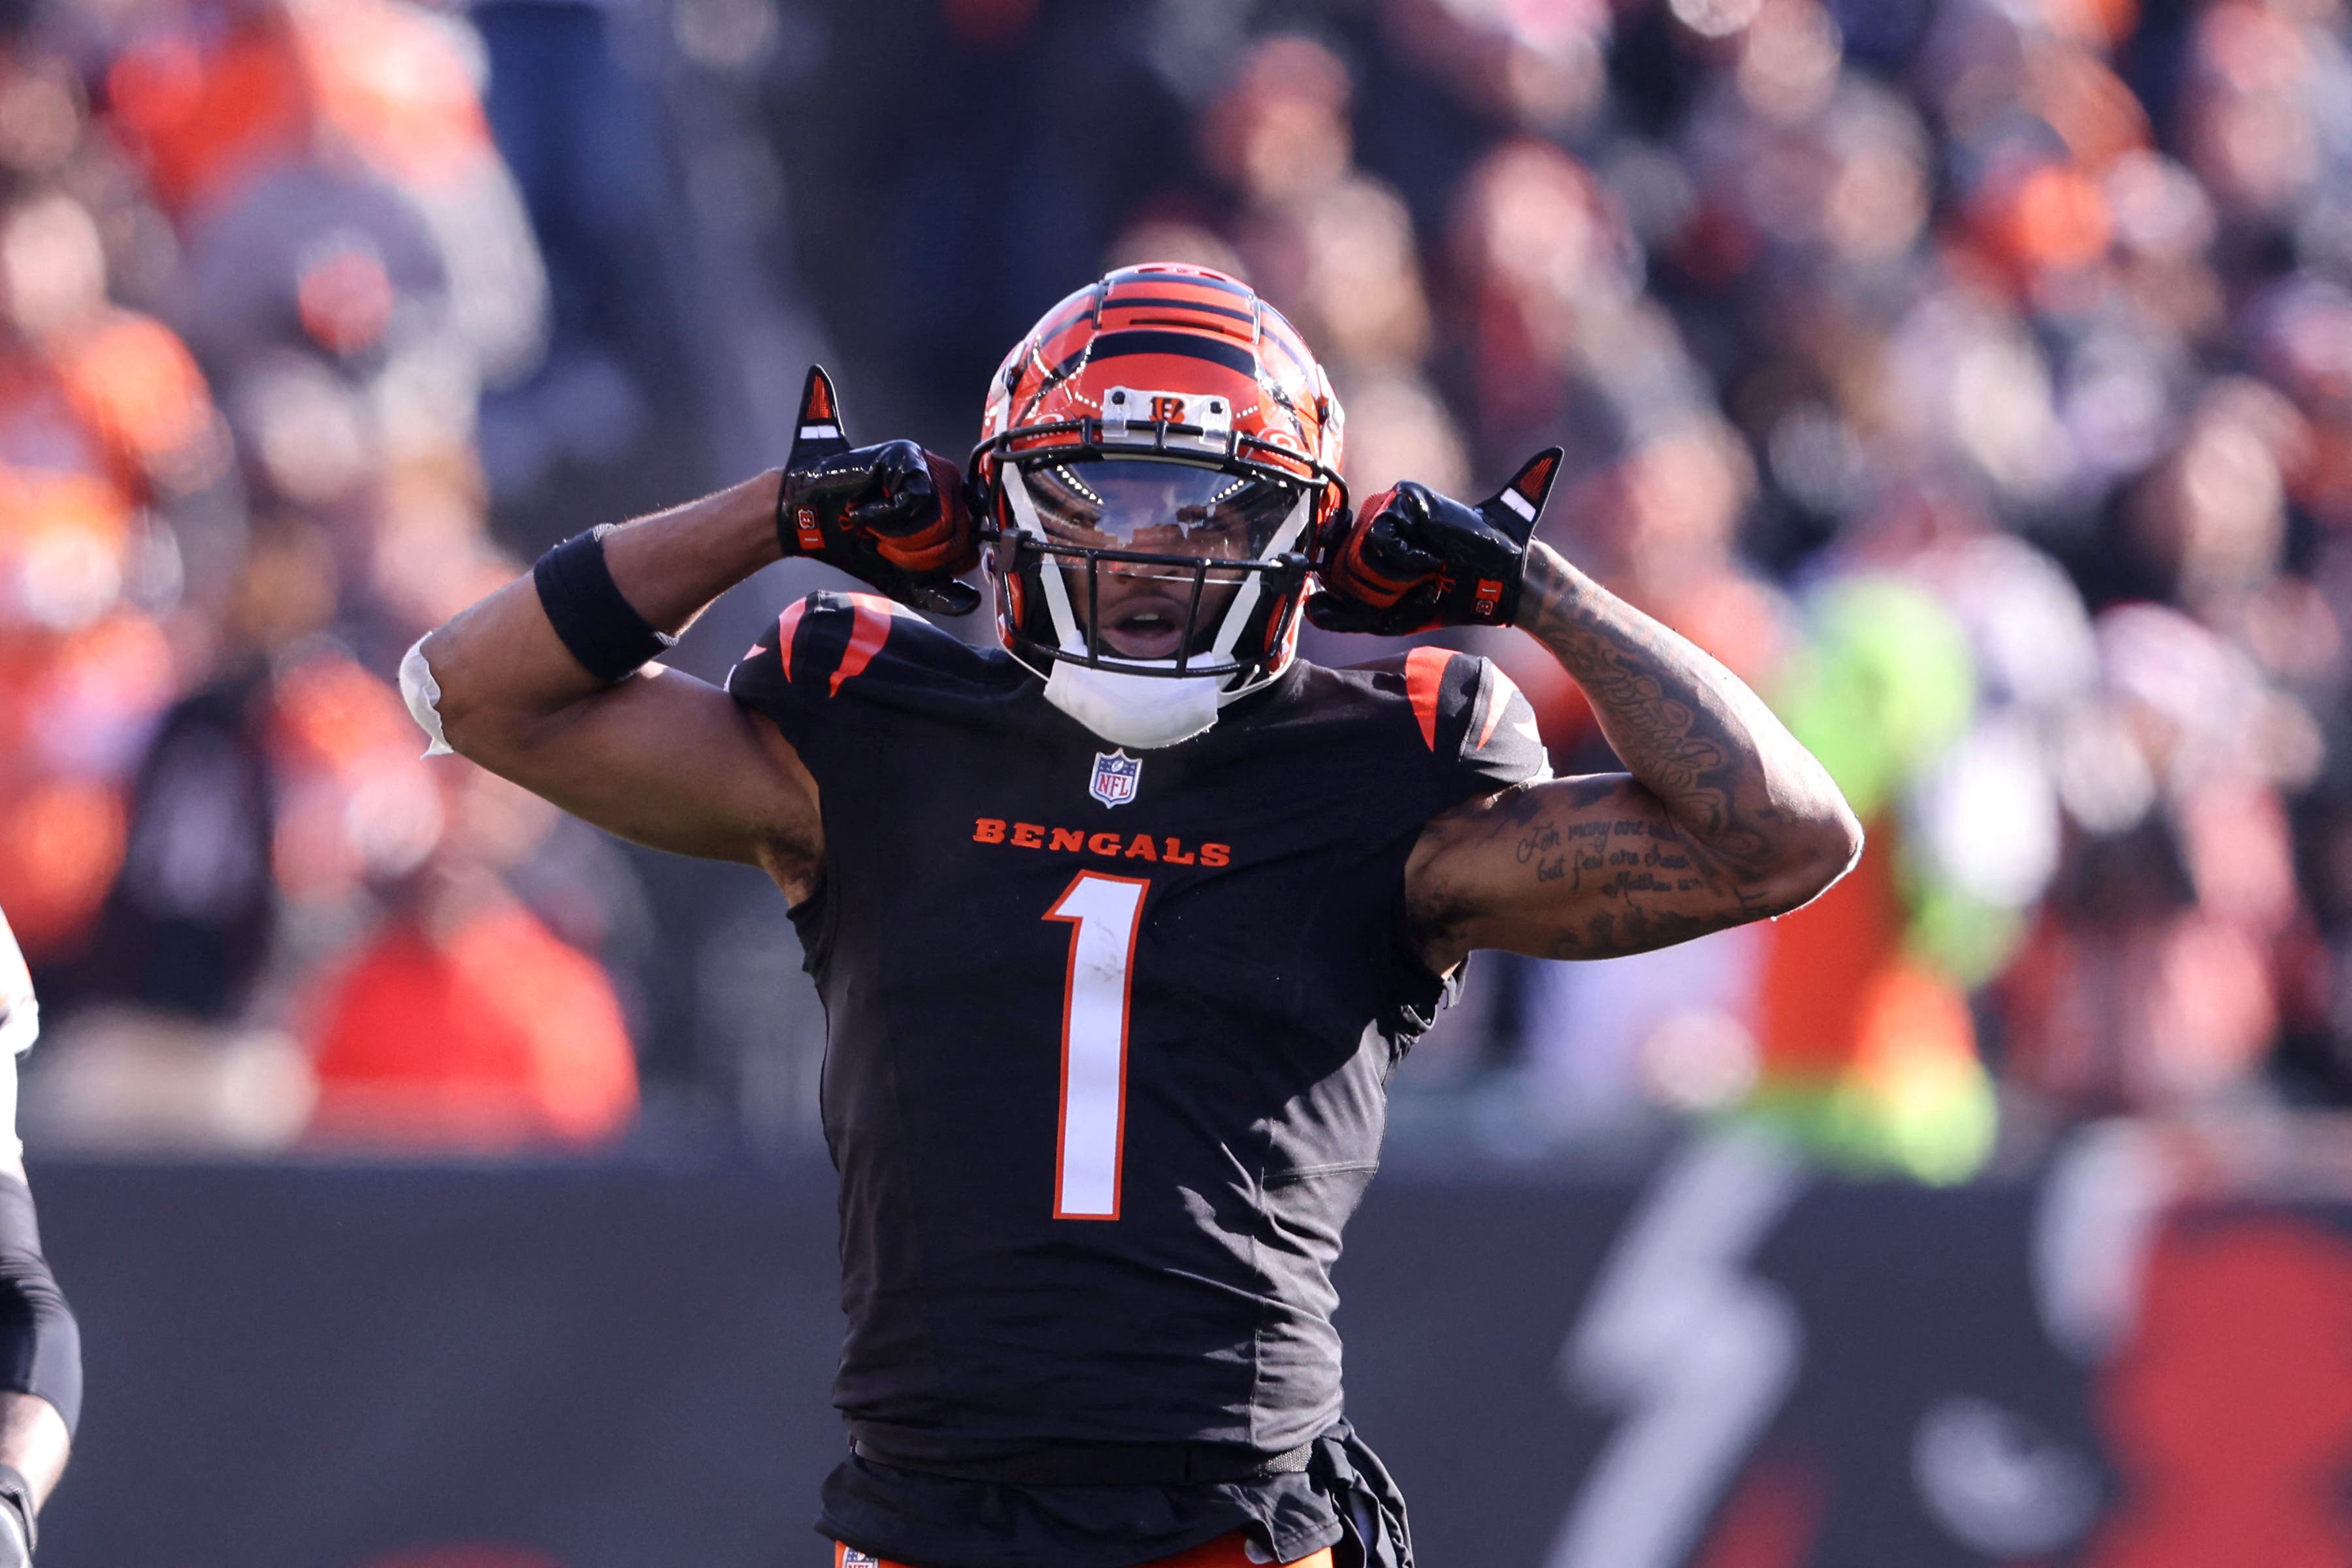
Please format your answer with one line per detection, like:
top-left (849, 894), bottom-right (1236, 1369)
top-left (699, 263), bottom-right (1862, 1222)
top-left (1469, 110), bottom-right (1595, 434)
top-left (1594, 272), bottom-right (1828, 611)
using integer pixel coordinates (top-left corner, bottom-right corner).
top-left (0, 0), bottom-right (2347, 1561)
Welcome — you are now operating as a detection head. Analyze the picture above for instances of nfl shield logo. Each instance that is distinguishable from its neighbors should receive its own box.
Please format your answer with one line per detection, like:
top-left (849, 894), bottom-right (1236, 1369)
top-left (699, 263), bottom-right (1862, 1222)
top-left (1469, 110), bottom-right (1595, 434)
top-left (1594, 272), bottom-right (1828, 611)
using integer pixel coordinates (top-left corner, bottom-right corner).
top-left (1089, 749), bottom-right (1142, 808)
top-left (841, 1552), bottom-right (879, 1568)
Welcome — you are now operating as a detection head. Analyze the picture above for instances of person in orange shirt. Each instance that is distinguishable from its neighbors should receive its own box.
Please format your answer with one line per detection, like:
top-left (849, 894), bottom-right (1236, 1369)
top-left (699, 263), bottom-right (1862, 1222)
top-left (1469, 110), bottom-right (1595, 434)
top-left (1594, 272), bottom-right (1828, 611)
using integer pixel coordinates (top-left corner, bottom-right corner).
top-left (302, 757), bottom-right (637, 1151)
top-left (303, 897), bottom-right (638, 1149)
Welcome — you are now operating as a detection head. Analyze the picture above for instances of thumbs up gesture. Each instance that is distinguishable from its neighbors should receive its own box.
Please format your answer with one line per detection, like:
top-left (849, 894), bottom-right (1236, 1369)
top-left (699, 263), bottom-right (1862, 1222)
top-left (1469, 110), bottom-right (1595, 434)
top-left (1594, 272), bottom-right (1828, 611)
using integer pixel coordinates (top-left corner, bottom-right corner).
top-left (1309, 451), bottom-right (1563, 636)
top-left (774, 367), bottom-right (981, 616)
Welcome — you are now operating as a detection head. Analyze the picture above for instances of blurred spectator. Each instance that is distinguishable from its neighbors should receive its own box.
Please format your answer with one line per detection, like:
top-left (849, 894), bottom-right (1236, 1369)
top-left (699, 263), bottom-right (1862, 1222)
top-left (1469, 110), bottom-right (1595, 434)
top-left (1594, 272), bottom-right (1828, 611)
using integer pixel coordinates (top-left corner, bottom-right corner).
top-left (302, 764), bottom-right (638, 1152)
top-left (1065, 0), bottom-right (2352, 1175)
top-left (0, 0), bottom-right (650, 1156)
top-left (2002, 604), bottom-right (2310, 1114)
top-left (82, 513), bottom-right (335, 1022)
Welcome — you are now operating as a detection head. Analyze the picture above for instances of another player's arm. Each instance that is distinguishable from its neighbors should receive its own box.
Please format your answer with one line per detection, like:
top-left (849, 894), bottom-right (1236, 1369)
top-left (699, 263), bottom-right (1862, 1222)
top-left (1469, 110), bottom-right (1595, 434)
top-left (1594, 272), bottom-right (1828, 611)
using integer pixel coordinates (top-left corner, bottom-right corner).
top-left (0, 1388), bottom-right (63, 1516)
top-left (0, 913), bottom-right (80, 1561)
top-left (417, 472), bottom-right (826, 896)
top-left (1405, 542), bottom-right (1861, 969)
top-left (0, 1134), bottom-right (71, 1548)
top-left (0, 1147), bottom-right (69, 1520)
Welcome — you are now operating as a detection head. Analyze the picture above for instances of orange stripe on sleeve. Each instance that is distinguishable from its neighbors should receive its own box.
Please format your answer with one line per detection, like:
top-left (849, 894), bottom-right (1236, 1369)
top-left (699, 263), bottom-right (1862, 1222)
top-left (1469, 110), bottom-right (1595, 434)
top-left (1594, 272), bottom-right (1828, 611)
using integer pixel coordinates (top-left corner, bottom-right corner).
top-left (776, 599), bottom-right (810, 683)
top-left (1405, 645), bottom-right (1452, 751)
top-left (830, 595), bottom-right (897, 696)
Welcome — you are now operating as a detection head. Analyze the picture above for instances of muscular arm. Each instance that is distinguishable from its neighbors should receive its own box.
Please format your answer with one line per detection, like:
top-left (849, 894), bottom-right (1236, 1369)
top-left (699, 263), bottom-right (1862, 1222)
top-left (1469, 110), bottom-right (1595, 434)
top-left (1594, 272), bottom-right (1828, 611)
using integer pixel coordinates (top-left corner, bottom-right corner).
top-left (0, 931), bottom-right (71, 1529)
top-left (0, 1155), bottom-right (67, 1516)
top-left (1407, 542), bottom-right (1861, 969)
top-left (419, 472), bottom-right (824, 900)
top-left (0, 1380), bottom-right (65, 1512)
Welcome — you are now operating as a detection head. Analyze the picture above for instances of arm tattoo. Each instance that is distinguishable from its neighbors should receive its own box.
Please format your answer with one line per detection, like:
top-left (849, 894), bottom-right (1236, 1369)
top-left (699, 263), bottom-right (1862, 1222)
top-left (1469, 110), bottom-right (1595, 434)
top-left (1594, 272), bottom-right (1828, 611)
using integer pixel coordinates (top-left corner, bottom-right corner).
top-left (1410, 549), bottom-right (1857, 965)
top-left (1516, 547), bottom-right (1792, 874)
top-left (1422, 778), bottom-right (1735, 960)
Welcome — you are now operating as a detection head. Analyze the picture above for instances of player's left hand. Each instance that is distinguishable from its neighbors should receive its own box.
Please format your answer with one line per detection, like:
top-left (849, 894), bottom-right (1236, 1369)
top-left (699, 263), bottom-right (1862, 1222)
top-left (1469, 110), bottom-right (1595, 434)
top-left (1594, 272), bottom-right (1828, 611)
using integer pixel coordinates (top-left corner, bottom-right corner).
top-left (1309, 449), bottom-right (1563, 636)
top-left (776, 367), bottom-right (983, 616)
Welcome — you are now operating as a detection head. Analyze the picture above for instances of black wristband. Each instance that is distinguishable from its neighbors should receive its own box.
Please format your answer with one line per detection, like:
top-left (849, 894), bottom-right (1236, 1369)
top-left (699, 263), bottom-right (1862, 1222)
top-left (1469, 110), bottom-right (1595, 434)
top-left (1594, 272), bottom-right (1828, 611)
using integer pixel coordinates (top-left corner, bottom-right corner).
top-left (531, 527), bottom-right (676, 685)
top-left (0, 1463), bottom-right (35, 1554)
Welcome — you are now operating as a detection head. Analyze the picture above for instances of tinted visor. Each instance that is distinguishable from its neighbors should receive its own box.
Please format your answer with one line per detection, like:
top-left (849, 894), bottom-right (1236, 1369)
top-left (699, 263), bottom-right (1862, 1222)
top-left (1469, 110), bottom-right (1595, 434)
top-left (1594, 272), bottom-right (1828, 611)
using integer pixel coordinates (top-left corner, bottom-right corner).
top-left (1022, 459), bottom-right (1301, 561)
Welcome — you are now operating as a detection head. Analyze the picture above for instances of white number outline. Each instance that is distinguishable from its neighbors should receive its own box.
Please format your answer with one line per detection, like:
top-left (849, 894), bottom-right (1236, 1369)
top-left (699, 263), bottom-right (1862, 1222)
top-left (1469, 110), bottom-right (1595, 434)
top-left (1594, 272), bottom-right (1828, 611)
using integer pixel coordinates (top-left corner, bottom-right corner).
top-left (1043, 870), bottom-right (1150, 1220)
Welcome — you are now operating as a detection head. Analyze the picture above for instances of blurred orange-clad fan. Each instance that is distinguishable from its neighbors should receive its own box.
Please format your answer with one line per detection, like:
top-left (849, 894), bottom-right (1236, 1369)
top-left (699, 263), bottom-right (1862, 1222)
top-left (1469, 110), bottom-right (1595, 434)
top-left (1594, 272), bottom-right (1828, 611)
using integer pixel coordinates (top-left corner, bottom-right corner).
top-left (103, 0), bottom-right (495, 220)
top-left (265, 647), bottom-right (445, 906)
top-left (0, 179), bottom-right (225, 964)
top-left (302, 900), bottom-right (637, 1151)
top-left (0, 188), bottom-right (225, 493)
top-left (299, 757), bottom-right (636, 1151)
top-left (0, 608), bottom-right (173, 963)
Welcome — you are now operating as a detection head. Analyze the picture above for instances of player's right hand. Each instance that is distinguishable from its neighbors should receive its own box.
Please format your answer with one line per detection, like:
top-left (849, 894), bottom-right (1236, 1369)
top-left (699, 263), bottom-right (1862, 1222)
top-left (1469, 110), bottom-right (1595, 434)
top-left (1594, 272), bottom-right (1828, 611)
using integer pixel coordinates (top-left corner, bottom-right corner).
top-left (774, 368), bottom-right (982, 615)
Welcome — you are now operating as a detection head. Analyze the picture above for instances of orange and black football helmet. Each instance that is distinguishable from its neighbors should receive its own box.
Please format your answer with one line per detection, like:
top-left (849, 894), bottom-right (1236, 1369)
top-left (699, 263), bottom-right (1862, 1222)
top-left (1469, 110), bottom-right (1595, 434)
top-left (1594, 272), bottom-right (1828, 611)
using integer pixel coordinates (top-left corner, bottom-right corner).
top-left (970, 264), bottom-right (1348, 696)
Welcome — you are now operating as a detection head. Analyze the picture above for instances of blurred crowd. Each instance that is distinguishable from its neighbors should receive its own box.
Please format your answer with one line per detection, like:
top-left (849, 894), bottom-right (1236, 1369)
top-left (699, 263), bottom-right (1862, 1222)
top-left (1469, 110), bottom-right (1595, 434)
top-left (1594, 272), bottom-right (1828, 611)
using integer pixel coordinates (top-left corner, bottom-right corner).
top-left (1215, 0), bottom-right (2352, 1179)
top-left (806, 0), bottom-right (2352, 1179)
top-left (1, 0), bottom-right (2348, 1175)
top-left (0, 0), bottom-right (662, 1152)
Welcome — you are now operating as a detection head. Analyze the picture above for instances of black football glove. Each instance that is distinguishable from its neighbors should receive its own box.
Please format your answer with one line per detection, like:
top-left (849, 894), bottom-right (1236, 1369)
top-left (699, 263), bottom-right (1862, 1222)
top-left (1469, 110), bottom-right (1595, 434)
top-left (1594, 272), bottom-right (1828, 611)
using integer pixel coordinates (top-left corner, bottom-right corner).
top-left (774, 367), bottom-right (982, 616)
top-left (1309, 449), bottom-right (1563, 636)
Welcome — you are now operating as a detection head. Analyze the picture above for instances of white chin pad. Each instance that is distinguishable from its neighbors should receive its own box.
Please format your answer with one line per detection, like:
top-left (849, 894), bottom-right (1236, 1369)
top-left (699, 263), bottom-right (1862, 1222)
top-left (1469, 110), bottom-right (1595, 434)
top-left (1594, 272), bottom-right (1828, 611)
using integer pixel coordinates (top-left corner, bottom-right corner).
top-left (1043, 661), bottom-right (1222, 750)
top-left (400, 638), bottom-right (457, 759)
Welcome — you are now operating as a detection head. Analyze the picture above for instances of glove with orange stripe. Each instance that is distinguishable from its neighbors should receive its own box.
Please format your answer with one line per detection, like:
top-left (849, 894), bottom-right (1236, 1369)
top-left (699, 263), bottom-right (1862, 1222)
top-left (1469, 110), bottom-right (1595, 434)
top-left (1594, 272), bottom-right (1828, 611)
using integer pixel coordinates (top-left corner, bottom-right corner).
top-left (1308, 449), bottom-right (1563, 636)
top-left (774, 367), bottom-right (982, 616)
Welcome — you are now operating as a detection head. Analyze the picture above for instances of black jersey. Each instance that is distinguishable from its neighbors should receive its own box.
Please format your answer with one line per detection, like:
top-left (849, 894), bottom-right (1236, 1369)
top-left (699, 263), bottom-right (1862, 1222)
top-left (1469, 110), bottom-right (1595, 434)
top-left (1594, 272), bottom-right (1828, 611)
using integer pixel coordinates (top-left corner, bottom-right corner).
top-left (727, 592), bottom-right (1544, 1562)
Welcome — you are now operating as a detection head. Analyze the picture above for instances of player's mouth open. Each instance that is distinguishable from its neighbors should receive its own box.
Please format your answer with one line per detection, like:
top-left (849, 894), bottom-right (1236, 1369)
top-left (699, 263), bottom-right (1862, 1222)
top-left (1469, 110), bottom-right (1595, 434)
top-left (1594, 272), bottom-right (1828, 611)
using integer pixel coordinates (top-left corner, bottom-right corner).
top-left (1100, 599), bottom-right (1192, 659)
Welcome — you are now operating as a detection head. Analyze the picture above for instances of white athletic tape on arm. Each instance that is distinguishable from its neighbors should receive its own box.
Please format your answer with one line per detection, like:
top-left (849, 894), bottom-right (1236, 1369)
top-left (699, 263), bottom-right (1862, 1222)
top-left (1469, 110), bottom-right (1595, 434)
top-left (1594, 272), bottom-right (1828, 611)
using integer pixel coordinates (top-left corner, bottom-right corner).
top-left (400, 637), bottom-right (457, 759)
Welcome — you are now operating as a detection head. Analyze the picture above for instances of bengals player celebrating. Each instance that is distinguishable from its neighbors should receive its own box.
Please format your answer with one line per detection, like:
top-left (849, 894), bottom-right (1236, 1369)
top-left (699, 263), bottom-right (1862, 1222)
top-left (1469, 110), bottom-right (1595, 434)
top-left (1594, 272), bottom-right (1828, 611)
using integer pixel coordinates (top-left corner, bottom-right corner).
top-left (406, 265), bottom-right (1859, 1568)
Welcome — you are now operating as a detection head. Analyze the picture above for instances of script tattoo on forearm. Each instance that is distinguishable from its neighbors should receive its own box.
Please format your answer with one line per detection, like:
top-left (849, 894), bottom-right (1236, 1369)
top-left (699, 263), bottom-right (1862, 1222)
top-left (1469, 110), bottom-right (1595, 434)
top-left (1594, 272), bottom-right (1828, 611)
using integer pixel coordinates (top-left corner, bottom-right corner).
top-left (1409, 546), bottom-right (1856, 966)
top-left (1435, 546), bottom-right (1856, 960)
top-left (1467, 779), bottom-right (1727, 958)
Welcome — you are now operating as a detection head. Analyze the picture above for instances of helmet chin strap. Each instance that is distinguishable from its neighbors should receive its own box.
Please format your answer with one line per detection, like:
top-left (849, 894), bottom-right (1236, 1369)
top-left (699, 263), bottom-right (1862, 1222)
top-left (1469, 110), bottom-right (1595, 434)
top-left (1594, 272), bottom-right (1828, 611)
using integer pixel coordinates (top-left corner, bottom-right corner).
top-left (1002, 466), bottom-right (1311, 748)
top-left (1042, 661), bottom-right (1222, 749)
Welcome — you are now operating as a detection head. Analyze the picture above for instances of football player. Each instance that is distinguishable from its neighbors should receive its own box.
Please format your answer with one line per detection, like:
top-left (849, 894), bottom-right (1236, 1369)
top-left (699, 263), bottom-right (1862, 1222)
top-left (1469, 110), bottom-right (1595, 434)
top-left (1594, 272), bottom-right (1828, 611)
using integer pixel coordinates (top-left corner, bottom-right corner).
top-left (0, 910), bottom-right (82, 1568)
top-left (404, 265), bottom-right (1859, 1568)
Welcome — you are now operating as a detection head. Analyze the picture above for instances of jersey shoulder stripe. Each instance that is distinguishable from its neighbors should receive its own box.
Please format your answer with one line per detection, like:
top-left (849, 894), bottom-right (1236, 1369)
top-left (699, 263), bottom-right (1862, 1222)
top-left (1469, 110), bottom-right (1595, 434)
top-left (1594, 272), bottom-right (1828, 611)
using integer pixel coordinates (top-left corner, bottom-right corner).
top-left (1404, 646), bottom-right (1448, 751)
top-left (768, 591), bottom-right (906, 696)
top-left (728, 590), bottom-right (1013, 747)
top-left (1330, 648), bottom-right (1549, 790)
